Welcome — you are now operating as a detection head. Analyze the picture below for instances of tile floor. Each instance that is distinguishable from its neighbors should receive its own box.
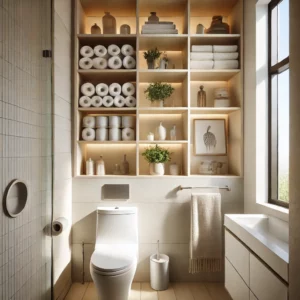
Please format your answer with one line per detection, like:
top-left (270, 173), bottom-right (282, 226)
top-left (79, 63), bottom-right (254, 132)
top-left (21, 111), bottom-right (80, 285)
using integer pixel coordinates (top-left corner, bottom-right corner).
top-left (65, 282), bottom-right (232, 300)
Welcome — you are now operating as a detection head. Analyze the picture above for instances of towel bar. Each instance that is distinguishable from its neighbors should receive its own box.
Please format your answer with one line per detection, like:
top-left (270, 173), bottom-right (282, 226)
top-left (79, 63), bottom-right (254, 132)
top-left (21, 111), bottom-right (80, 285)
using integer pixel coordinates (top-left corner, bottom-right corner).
top-left (179, 185), bottom-right (231, 191)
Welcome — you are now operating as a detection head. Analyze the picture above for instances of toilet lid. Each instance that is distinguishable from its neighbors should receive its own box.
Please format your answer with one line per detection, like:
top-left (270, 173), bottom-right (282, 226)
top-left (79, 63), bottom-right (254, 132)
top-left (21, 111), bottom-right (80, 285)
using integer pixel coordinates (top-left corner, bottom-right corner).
top-left (91, 244), bottom-right (137, 272)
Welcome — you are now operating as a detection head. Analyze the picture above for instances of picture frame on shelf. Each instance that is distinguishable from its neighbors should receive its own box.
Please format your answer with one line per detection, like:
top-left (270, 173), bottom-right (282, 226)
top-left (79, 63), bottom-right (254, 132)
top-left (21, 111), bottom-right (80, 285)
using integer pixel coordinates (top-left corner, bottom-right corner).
top-left (194, 119), bottom-right (227, 155)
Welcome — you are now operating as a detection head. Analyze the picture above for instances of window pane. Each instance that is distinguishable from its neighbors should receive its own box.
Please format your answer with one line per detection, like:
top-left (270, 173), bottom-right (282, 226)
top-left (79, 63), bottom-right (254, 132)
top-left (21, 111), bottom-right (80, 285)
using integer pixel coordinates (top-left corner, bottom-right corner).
top-left (278, 69), bottom-right (289, 202)
top-left (278, 0), bottom-right (289, 61)
top-left (271, 6), bottom-right (278, 66)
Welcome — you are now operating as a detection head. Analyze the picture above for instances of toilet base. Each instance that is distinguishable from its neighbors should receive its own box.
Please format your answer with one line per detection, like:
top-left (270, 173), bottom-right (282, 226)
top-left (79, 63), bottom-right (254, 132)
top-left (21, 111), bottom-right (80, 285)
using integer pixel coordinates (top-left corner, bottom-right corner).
top-left (90, 263), bottom-right (137, 300)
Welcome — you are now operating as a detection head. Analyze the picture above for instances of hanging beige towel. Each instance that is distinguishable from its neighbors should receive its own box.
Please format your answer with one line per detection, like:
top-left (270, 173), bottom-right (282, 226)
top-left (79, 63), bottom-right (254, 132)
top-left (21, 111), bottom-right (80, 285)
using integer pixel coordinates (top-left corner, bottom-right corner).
top-left (189, 189), bottom-right (222, 273)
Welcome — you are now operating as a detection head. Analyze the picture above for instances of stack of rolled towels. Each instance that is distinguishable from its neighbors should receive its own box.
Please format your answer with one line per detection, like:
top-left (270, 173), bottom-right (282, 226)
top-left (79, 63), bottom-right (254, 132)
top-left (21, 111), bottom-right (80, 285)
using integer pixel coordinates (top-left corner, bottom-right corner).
top-left (82, 115), bottom-right (136, 142)
top-left (79, 82), bottom-right (136, 108)
top-left (190, 45), bottom-right (239, 69)
top-left (79, 44), bottom-right (136, 70)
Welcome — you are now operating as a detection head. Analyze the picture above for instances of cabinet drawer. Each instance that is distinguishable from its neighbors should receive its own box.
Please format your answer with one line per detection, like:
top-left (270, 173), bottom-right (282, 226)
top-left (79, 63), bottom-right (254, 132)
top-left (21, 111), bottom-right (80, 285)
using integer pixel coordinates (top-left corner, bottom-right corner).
top-left (225, 230), bottom-right (250, 285)
top-left (225, 258), bottom-right (250, 300)
top-left (250, 254), bottom-right (288, 300)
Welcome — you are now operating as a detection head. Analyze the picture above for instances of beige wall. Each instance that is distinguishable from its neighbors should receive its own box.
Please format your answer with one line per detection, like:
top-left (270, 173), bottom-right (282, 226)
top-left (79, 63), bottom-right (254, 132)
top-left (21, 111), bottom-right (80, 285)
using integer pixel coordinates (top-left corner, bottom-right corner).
top-left (289, 0), bottom-right (300, 298)
top-left (72, 177), bottom-right (243, 282)
top-left (53, 0), bottom-right (73, 299)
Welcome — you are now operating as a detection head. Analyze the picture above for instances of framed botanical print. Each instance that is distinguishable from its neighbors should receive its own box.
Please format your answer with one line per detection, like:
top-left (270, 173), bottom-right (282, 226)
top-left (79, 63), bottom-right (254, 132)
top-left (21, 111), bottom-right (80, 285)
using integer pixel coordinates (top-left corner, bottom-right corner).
top-left (194, 119), bottom-right (227, 155)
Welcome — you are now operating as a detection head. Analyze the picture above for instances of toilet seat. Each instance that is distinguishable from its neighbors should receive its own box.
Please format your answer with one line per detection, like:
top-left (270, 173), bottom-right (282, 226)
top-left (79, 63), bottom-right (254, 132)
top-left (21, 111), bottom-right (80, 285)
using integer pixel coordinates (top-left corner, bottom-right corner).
top-left (91, 244), bottom-right (137, 275)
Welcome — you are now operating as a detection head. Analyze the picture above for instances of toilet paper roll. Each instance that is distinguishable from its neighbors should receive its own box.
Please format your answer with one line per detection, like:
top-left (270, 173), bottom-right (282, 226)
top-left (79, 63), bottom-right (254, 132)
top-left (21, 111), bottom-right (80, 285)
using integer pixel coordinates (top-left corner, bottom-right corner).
top-left (96, 128), bottom-right (108, 141)
top-left (109, 128), bottom-right (121, 141)
top-left (94, 45), bottom-right (108, 57)
top-left (52, 217), bottom-right (68, 236)
top-left (91, 96), bottom-right (103, 107)
top-left (102, 96), bottom-right (114, 107)
top-left (93, 57), bottom-right (108, 69)
top-left (123, 56), bottom-right (136, 69)
top-left (81, 83), bottom-right (95, 97)
top-left (82, 128), bottom-right (96, 141)
top-left (80, 46), bottom-right (94, 58)
top-left (96, 83), bottom-right (109, 97)
top-left (122, 82), bottom-right (136, 96)
top-left (82, 116), bottom-right (96, 128)
top-left (79, 57), bottom-right (93, 69)
top-left (108, 56), bottom-right (122, 69)
top-left (114, 95), bottom-right (125, 107)
top-left (79, 96), bottom-right (92, 107)
top-left (122, 128), bottom-right (135, 141)
top-left (109, 83), bottom-right (122, 96)
top-left (122, 116), bottom-right (135, 128)
top-left (125, 96), bottom-right (136, 107)
top-left (108, 44), bottom-right (121, 56)
top-left (96, 116), bottom-right (108, 128)
top-left (121, 44), bottom-right (135, 56)
top-left (109, 116), bottom-right (121, 128)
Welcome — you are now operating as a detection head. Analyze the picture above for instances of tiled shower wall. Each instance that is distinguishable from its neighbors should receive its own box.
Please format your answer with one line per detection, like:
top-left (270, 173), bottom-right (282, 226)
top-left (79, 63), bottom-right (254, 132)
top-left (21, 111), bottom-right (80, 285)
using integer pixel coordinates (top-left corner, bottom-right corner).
top-left (0, 0), bottom-right (52, 299)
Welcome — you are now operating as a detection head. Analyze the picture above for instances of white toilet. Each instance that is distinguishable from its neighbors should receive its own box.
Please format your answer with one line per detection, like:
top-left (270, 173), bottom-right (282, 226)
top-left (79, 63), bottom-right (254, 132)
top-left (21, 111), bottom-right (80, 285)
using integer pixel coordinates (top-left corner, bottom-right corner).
top-left (90, 207), bottom-right (138, 300)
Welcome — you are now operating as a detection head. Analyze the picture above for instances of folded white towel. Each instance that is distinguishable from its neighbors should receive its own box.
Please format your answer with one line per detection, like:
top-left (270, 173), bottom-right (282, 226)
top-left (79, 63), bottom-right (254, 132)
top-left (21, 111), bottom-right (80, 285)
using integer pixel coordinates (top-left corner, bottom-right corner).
top-left (213, 45), bottom-right (238, 53)
top-left (213, 52), bottom-right (239, 60)
top-left (191, 45), bottom-right (213, 53)
top-left (190, 60), bottom-right (214, 69)
top-left (189, 190), bottom-right (222, 273)
top-left (214, 60), bottom-right (239, 69)
top-left (141, 29), bottom-right (178, 34)
top-left (190, 52), bottom-right (214, 61)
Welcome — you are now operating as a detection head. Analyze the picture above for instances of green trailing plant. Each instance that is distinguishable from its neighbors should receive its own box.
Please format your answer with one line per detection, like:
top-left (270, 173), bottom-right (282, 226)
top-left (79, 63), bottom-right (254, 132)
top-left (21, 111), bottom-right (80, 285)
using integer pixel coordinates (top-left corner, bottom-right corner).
top-left (142, 144), bottom-right (172, 164)
top-left (144, 82), bottom-right (175, 103)
top-left (143, 47), bottom-right (161, 61)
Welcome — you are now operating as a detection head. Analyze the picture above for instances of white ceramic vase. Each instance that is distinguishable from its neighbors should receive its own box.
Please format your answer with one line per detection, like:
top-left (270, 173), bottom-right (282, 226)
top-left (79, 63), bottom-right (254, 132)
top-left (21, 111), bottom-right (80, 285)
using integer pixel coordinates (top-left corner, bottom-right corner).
top-left (156, 122), bottom-right (166, 140)
top-left (149, 163), bottom-right (165, 176)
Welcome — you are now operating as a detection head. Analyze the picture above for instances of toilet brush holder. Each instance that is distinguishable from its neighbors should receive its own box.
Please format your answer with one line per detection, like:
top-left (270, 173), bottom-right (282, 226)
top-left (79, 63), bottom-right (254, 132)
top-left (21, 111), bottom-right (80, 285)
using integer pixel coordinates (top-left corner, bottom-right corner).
top-left (150, 253), bottom-right (169, 291)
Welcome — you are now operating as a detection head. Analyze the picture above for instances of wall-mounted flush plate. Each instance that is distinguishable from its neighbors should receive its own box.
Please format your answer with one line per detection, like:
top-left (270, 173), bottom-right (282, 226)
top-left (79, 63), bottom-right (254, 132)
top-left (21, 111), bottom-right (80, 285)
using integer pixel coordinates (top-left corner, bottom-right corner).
top-left (101, 184), bottom-right (130, 201)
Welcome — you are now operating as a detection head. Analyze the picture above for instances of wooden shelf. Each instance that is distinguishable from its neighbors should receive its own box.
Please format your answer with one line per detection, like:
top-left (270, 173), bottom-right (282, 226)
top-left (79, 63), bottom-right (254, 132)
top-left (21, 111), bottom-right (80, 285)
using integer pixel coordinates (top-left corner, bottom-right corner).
top-left (139, 140), bottom-right (188, 144)
top-left (138, 107), bottom-right (188, 114)
top-left (190, 34), bottom-right (240, 44)
top-left (190, 107), bottom-right (241, 114)
top-left (78, 69), bottom-right (137, 82)
top-left (78, 108), bottom-right (137, 114)
top-left (139, 35), bottom-right (188, 51)
top-left (78, 141), bottom-right (136, 145)
top-left (190, 70), bottom-right (240, 81)
top-left (139, 70), bottom-right (188, 83)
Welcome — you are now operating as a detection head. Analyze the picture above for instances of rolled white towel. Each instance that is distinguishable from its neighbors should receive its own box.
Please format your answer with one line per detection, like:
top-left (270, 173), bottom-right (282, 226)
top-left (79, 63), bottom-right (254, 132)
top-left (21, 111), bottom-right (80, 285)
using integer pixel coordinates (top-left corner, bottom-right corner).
top-left (94, 45), bottom-right (108, 57)
top-left (114, 95), bottom-right (125, 107)
top-left (124, 96), bottom-right (136, 107)
top-left (109, 83), bottom-right (122, 96)
top-left (214, 60), bottom-right (239, 69)
top-left (108, 56), bottom-right (122, 69)
top-left (96, 128), bottom-right (108, 141)
top-left (82, 128), bottom-right (95, 141)
top-left (190, 52), bottom-right (214, 61)
top-left (96, 83), bottom-right (109, 96)
top-left (109, 116), bottom-right (121, 128)
top-left (91, 96), bottom-right (102, 107)
top-left (79, 57), bottom-right (93, 69)
top-left (122, 82), bottom-right (135, 96)
top-left (96, 116), bottom-right (108, 128)
top-left (82, 116), bottom-right (96, 128)
top-left (93, 57), bottom-right (108, 69)
top-left (108, 44), bottom-right (121, 56)
top-left (190, 60), bottom-right (214, 69)
top-left (213, 45), bottom-right (238, 53)
top-left (213, 52), bottom-right (239, 60)
top-left (123, 56), bottom-right (136, 69)
top-left (109, 128), bottom-right (121, 141)
top-left (79, 96), bottom-right (92, 107)
top-left (122, 128), bottom-right (135, 141)
top-left (80, 46), bottom-right (94, 58)
top-left (81, 83), bottom-right (95, 96)
top-left (121, 44), bottom-right (135, 56)
top-left (191, 45), bottom-right (213, 52)
top-left (102, 95), bottom-right (114, 107)
top-left (122, 116), bottom-right (135, 128)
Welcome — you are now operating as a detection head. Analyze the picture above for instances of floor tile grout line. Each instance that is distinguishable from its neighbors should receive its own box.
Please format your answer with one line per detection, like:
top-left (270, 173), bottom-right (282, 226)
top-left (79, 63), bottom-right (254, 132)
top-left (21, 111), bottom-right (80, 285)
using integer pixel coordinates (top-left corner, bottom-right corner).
top-left (81, 282), bottom-right (90, 300)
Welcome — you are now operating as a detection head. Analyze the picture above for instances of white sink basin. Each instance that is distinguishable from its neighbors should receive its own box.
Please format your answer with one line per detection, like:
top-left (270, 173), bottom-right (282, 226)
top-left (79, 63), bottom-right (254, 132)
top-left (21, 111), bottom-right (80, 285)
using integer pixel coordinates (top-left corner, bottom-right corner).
top-left (224, 214), bottom-right (289, 282)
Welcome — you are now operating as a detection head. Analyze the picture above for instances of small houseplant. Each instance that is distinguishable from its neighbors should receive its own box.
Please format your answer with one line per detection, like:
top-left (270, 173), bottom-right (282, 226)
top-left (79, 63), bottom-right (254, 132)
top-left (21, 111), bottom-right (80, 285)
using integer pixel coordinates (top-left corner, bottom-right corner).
top-left (142, 144), bottom-right (172, 175)
top-left (144, 82), bottom-right (175, 107)
top-left (143, 47), bottom-right (161, 69)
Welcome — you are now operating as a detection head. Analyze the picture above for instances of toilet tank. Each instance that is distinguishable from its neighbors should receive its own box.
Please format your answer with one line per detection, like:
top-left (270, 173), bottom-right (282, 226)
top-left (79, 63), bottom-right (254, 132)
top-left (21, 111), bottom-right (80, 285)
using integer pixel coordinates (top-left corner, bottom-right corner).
top-left (95, 207), bottom-right (138, 245)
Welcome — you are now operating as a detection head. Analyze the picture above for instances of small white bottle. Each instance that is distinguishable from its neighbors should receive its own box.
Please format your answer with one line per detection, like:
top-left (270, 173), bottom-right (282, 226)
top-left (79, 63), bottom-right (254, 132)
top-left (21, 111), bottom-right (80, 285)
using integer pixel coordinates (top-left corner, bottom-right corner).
top-left (156, 121), bottom-right (166, 141)
top-left (86, 158), bottom-right (94, 175)
top-left (170, 125), bottom-right (176, 140)
top-left (147, 132), bottom-right (154, 141)
top-left (96, 156), bottom-right (105, 175)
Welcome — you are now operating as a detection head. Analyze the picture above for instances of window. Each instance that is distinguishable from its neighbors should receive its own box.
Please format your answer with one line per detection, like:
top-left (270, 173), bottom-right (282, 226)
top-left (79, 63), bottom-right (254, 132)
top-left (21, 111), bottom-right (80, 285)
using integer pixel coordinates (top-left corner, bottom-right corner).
top-left (268, 0), bottom-right (289, 207)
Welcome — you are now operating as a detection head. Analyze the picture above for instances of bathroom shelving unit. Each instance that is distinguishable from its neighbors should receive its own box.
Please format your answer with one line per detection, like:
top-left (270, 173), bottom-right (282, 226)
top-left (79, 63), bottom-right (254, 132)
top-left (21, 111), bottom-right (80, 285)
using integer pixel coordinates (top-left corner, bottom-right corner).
top-left (73, 0), bottom-right (243, 178)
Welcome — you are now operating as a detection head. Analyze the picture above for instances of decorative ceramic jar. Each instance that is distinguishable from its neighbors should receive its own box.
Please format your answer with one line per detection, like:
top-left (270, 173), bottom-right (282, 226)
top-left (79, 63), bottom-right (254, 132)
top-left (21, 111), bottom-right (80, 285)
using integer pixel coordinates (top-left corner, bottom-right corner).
top-left (148, 12), bottom-right (159, 23)
top-left (91, 23), bottom-right (101, 34)
top-left (196, 24), bottom-right (205, 34)
top-left (96, 156), bottom-right (105, 175)
top-left (120, 24), bottom-right (131, 34)
top-left (156, 122), bottom-right (167, 140)
top-left (170, 125), bottom-right (176, 140)
top-left (147, 132), bottom-right (154, 141)
top-left (86, 158), bottom-right (94, 175)
top-left (169, 163), bottom-right (180, 175)
top-left (103, 12), bottom-right (116, 34)
top-left (150, 163), bottom-right (165, 176)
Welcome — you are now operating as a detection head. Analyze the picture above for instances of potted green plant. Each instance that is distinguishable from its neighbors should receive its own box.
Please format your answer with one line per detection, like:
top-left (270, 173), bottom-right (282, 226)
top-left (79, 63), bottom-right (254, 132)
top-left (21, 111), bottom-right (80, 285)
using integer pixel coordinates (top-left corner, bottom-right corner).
top-left (144, 82), bottom-right (175, 107)
top-left (142, 144), bottom-right (172, 175)
top-left (143, 47), bottom-right (161, 69)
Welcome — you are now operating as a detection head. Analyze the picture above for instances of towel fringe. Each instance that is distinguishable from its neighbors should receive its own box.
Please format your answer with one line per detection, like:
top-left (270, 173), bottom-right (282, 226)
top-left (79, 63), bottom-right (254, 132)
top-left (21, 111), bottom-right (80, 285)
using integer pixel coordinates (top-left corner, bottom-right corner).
top-left (189, 258), bottom-right (222, 274)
